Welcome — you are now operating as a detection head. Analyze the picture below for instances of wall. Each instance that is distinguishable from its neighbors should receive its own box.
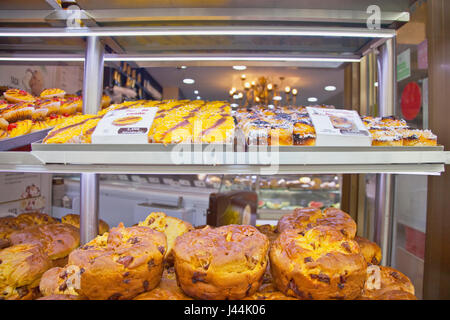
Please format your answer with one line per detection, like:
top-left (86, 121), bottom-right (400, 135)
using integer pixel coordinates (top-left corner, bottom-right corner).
top-left (0, 64), bottom-right (83, 95)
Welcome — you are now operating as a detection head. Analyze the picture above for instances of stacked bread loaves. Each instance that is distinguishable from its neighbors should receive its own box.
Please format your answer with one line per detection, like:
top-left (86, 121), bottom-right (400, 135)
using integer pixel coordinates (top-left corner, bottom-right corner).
top-left (0, 209), bottom-right (415, 300)
top-left (270, 207), bottom-right (416, 300)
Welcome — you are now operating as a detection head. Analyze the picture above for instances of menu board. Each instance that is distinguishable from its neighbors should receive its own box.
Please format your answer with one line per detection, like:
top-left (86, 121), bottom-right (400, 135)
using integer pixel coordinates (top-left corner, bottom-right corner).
top-left (307, 107), bottom-right (371, 146)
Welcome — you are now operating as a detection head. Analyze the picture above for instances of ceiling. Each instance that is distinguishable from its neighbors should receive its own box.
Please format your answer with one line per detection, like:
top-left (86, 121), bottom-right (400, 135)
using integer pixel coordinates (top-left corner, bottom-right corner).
top-left (147, 65), bottom-right (344, 106)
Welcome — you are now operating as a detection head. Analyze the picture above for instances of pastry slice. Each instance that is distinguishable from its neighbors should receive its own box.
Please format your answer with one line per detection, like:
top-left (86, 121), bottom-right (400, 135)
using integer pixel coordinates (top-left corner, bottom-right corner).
top-left (398, 129), bottom-right (437, 146)
top-left (31, 120), bottom-right (50, 133)
top-left (60, 98), bottom-right (82, 115)
top-left (43, 115), bottom-right (101, 144)
top-left (3, 89), bottom-right (36, 104)
top-left (370, 130), bottom-right (403, 146)
top-left (0, 129), bottom-right (8, 140)
top-left (40, 88), bottom-right (66, 99)
top-left (0, 117), bottom-right (9, 130)
top-left (7, 119), bottom-right (32, 138)
top-left (293, 119), bottom-right (316, 146)
top-left (268, 123), bottom-right (293, 146)
top-left (194, 114), bottom-right (235, 144)
top-left (151, 115), bottom-right (194, 144)
top-left (1, 103), bottom-right (35, 123)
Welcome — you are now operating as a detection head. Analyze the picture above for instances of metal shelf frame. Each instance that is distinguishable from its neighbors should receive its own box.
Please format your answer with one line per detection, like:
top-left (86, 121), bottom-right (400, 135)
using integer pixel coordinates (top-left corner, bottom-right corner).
top-left (0, 10), bottom-right (448, 245)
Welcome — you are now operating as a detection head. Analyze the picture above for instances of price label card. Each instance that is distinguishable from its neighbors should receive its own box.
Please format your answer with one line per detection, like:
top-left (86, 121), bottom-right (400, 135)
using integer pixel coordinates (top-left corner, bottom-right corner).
top-left (307, 107), bottom-right (371, 146)
top-left (92, 107), bottom-right (158, 144)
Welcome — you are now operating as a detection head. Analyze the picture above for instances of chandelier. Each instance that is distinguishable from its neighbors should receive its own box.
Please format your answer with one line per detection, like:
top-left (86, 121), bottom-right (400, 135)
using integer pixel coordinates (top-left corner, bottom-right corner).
top-left (229, 76), bottom-right (298, 107)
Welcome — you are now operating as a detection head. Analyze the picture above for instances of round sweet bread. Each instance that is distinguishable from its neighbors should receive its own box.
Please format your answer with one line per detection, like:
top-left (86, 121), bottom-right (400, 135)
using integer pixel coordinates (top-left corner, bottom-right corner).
top-left (0, 213), bottom-right (57, 243)
top-left (15, 212), bottom-right (58, 229)
top-left (39, 266), bottom-right (82, 297)
top-left (9, 223), bottom-right (80, 261)
top-left (61, 213), bottom-right (110, 235)
top-left (173, 224), bottom-right (269, 300)
top-left (355, 236), bottom-right (382, 265)
top-left (270, 225), bottom-right (367, 300)
top-left (0, 243), bottom-right (52, 300)
top-left (360, 265), bottom-right (415, 299)
top-left (133, 267), bottom-right (192, 300)
top-left (67, 223), bottom-right (166, 300)
top-left (277, 207), bottom-right (356, 239)
top-left (0, 216), bottom-right (20, 240)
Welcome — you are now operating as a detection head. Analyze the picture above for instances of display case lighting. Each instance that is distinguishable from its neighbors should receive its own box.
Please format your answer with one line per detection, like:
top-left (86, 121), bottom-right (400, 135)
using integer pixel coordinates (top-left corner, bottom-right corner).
top-left (104, 56), bottom-right (361, 63)
top-left (0, 27), bottom-right (396, 38)
top-left (0, 56), bottom-right (84, 61)
top-left (0, 55), bottom-right (360, 63)
top-left (183, 78), bottom-right (195, 84)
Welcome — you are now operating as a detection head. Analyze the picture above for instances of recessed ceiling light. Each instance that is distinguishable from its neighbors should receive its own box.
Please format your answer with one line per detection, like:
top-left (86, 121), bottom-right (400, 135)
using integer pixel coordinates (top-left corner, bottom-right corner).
top-left (233, 65), bottom-right (247, 70)
top-left (183, 78), bottom-right (195, 84)
top-left (308, 97), bottom-right (318, 102)
top-left (194, 90), bottom-right (199, 94)
top-left (273, 96), bottom-right (282, 101)
top-left (324, 85), bottom-right (336, 91)
top-left (181, 65), bottom-right (187, 69)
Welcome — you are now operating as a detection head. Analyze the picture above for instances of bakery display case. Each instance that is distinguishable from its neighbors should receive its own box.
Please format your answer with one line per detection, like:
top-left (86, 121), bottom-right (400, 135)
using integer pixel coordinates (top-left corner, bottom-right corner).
top-left (217, 174), bottom-right (342, 222)
top-left (0, 0), bottom-right (449, 300)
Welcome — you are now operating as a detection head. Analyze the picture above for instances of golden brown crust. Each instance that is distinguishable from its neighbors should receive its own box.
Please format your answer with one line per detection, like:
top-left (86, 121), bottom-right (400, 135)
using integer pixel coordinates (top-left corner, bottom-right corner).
top-left (61, 214), bottom-right (109, 235)
top-left (37, 294), bottom-right (82, 300)
top-left (361, 265), bottom-right (415, 299)
top-left (277, 207), bottom-right (357, 239)
top-left (15, 212), bottom-right (58, 228)
top-left (39, 265), bottom-right (86, 297)
top-left (270, 226), bottom-right (366, 300)
top-left (39, 267), bottom-right (65, 296)
top-left (9, 223), bottom-right (80, 260)
top-left (138, 212), bottom-right (193, 264)
top-left (0, 216), bottom-right (20, 240)
top-left (0, 213), bottom-right (57, 240)
top-left (173, 224), bottom-right (269, 300)
top-left (133, 268), bottom-right (192, 300)
top-left (0, 243), bottom-right (52, 300)
top-left (67, 223), bottom-right (166, 300)
top-left (244, 283), bottom-right (298, 300)
top-left (369, 290), bottom-right (417, 300)
top-left (355, 236), bottom-right (382, 265)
